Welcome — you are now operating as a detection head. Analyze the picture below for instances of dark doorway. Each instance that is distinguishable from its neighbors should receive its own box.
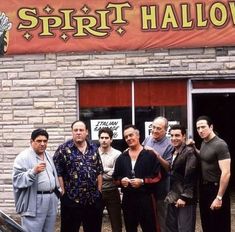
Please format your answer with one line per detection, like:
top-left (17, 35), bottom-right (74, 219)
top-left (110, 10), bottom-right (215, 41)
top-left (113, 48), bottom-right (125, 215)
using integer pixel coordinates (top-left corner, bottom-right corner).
top-left (193, 93), bottom-right (235, 190)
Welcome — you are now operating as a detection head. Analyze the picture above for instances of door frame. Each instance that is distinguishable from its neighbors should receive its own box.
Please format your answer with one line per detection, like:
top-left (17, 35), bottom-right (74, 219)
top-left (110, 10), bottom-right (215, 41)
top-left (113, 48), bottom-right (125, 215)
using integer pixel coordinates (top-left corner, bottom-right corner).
top-left (187, 79), bottom-right (235, 138)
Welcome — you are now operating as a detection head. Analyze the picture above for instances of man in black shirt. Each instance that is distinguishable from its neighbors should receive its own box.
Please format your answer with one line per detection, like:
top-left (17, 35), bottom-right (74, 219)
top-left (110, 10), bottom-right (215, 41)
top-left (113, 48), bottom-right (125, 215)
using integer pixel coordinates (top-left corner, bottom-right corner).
top-left (165, 125), bottom-right (198, 232)
top-left (196, 116), bottom-right (231, 232)
top-left (113, 125), bottom-right (161, 232)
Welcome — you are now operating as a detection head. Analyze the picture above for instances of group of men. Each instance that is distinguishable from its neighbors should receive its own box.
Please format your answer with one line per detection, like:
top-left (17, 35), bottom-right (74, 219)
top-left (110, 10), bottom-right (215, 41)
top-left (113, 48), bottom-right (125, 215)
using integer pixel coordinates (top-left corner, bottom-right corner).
top-left (12, 115), bottom-right (231, 232)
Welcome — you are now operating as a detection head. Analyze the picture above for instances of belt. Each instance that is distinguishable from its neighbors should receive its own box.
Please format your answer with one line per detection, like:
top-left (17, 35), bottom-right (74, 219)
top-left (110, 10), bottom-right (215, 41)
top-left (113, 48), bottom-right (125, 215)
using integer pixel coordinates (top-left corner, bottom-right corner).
top-left (37, 189), bottom-right (55, 194)
top-left (202, 181), bottom-right (218, 186)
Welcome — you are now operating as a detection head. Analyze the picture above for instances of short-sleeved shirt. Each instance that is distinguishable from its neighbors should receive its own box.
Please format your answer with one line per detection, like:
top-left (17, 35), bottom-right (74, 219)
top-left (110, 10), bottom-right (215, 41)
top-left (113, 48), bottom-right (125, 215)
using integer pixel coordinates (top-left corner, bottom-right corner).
top-left (99, 147), bottom-right (121, 191)
top-left (53, 139), bottom-right (103, 205)
top-left (142, 135), bottom-right (173, 198)
top-left (199, 136), bottom-right (230, 182)
top-left (142, 136), bottom-right (173, 164)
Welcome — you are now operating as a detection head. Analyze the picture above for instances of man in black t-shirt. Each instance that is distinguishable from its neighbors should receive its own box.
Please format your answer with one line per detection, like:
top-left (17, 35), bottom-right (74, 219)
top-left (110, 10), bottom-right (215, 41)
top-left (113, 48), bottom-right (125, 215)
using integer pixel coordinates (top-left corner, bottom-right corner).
top-left (196, 116), bottom-right (231, 232)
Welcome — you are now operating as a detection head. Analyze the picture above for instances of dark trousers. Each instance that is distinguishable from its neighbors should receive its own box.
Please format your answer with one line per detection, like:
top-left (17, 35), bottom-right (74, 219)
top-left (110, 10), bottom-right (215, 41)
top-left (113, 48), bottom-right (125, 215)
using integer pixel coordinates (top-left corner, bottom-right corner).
top-left (102, 188), bottom-right (122, 232)
top-left (60, 194), bottom-right (103, 232)
top-left (122, 192), bottom-right (157, 232)
top-left (199, 182), bottom-right (231, 232)
top-left (166, 203), bottom-right (196, 232)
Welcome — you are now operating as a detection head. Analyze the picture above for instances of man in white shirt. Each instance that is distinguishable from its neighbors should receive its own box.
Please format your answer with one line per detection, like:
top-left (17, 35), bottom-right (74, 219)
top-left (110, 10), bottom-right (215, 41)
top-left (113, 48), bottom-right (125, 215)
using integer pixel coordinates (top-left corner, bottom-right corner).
top-left (98, 127), bottom-right (122, 232)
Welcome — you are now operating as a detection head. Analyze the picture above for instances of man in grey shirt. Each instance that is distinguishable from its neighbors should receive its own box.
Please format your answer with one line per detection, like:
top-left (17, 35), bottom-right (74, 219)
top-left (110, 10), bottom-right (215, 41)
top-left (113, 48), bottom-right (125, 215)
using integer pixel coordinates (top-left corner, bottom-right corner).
top-left (143, 116), bottom-right (173, 232)
top-left (196, 116), bottom-right (231, 232)
top-left (12, 128), bottom-right (59, 232)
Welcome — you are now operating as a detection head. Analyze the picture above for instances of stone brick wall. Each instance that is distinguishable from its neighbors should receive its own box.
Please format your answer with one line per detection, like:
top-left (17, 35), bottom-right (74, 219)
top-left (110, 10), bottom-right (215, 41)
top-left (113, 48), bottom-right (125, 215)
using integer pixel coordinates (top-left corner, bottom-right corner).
top-left (1, 47), bottom-right (235, 214)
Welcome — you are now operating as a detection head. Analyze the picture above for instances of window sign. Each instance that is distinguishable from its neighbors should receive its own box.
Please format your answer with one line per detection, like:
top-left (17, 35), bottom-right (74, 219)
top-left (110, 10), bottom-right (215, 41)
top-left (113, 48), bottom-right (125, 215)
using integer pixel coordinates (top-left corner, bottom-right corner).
top-left (145, 121), bottom-right (152, 138)
top-left (90, 119), bottom-right (123, 140)
top-left (144, 120), bottom-right (179, 138)
top-left (167, 121), bottom-right (180, 137)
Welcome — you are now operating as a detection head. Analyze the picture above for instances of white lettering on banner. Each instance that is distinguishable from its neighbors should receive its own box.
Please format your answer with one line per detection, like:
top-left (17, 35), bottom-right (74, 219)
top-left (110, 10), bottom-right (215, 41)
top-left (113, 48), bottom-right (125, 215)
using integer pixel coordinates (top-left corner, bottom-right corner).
top-left (90, 119), bottom-right (122, 140)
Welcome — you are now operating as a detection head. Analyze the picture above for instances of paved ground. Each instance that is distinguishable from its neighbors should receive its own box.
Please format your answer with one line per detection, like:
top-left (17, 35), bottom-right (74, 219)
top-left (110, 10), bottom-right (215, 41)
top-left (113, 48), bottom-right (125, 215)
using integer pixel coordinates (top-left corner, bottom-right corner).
top-left (9, 191), bottom-right (234, 231)
top-left (55, 191), bottom-right (235, 232)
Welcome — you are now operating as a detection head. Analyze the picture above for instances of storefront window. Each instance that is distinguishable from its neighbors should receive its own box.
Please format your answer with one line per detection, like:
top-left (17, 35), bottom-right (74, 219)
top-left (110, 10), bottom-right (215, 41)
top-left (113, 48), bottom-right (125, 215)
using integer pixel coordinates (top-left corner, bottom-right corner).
top-left (80, 107), bottom-right (132, 150)
top-left (135, 106), bottom-right (187, 142)
top-left (134, 80), bottom-right (187, 142)
top-left (78, 79), bottom-right (187, 150)
top-left (79, 80), bottom-right (132, 150)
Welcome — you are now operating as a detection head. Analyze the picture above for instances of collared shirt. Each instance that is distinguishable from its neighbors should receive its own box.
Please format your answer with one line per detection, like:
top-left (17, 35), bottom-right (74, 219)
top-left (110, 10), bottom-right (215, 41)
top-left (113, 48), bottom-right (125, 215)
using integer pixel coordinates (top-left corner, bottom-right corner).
top-left (53, 139), bottom-right (103, 205)
top-left (142, 135), bottom-right (174, 199)
top-left (99, 147), bottom-right (121, 191)
top-left (142, 136), bottom-right (173, 164)
top-left (36, 155), bottom-right (56, 191)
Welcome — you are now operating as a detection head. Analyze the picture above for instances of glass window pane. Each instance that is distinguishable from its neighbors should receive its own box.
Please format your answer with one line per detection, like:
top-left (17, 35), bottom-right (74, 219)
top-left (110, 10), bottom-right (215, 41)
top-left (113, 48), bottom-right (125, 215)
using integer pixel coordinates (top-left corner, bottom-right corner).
top-left (135, 106), bottom-right (187, 143)
top-left (80, 107), bottom-right (131, 151)
top-left (78, 81), bottom-right (132, 151)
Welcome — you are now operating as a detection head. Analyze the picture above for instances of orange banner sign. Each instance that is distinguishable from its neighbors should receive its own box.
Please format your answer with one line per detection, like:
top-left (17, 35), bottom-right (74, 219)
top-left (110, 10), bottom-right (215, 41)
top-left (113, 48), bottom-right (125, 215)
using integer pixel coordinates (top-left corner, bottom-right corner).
top-left (1, 0), bottom-right (235, 55)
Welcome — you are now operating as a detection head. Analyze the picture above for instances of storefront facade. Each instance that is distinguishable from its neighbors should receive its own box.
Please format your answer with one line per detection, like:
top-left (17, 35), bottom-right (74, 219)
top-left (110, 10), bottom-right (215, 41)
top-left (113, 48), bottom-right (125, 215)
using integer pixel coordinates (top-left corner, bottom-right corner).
top-left (1, 0), bottom-right (235, 214)
top-left (1, 47), bottom-right (235, 213)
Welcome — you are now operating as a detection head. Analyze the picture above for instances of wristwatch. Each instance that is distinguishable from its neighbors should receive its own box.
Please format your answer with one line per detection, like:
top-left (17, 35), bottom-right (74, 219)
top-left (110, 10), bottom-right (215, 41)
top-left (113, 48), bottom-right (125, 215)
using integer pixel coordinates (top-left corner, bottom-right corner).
top-left (216, 195), bottom-right (222, 201)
